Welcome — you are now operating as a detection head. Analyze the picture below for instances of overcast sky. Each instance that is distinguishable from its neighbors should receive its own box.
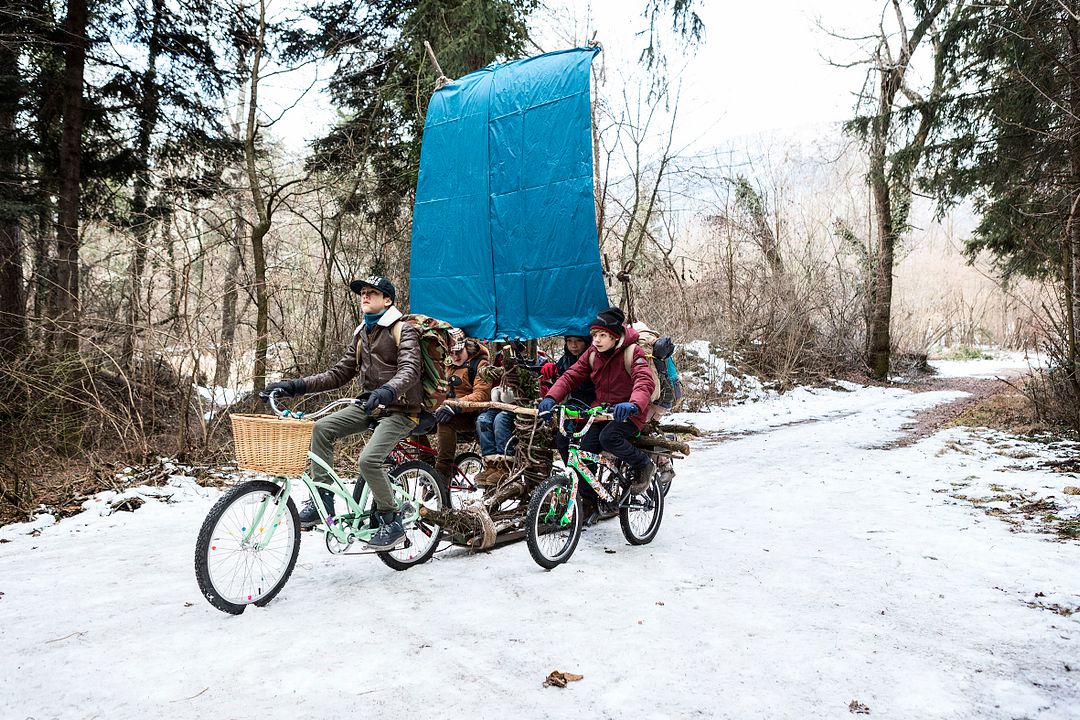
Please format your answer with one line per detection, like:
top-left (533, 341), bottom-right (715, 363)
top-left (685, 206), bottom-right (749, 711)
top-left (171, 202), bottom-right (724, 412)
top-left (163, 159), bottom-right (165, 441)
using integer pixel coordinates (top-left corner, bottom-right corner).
top-left (259, 0), bottom-right (888, 156)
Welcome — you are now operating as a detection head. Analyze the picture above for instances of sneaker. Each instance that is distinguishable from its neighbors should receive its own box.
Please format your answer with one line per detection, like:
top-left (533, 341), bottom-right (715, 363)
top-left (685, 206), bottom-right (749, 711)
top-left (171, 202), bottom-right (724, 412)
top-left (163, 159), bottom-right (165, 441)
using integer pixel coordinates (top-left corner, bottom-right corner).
top-left (298, 489), bottom-right (335, 529)
top-left (297, 499), bottom-right (321, 529)
top-left (366, 509), bottom-right (406, 548)
top-left (628, 459), bottom-right (656, 495)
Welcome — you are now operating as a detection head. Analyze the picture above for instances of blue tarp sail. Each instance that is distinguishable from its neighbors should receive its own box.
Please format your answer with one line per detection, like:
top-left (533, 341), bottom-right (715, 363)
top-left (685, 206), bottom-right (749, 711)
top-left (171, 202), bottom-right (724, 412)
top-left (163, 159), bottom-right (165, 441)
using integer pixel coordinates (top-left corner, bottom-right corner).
top-left (409, 47), bottom-right (609, 340)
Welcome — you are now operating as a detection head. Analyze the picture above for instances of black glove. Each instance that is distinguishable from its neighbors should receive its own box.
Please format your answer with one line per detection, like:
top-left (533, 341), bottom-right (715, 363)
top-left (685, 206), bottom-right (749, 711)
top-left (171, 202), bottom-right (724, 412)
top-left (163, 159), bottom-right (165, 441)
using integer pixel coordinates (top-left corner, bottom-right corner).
top-left (434, 405), bottom-right (456, 424)
top-left (612, 401), bottom-right (639, 423)
top-left (261, 379), bottom-right (305, 402)
top-left (362, 385), bottom-right (396, 414)
top-left (537, 396), bottom-right (556, 422)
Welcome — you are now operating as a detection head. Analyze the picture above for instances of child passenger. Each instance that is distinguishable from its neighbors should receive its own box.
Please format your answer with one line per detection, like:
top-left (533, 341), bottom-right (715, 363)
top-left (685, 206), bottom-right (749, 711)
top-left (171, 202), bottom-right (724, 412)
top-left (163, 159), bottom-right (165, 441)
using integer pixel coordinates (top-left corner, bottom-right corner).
top-left (540, 332), bottom-right (596, 463)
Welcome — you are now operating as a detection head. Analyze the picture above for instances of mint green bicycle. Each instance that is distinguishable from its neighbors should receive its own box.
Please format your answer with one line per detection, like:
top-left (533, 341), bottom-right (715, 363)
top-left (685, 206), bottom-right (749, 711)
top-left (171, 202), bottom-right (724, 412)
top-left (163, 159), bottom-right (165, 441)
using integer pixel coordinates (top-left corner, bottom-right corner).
top-left (525, 402), bottom-right (666, 569)
top-left (194, 392), bottom-right (448, 614)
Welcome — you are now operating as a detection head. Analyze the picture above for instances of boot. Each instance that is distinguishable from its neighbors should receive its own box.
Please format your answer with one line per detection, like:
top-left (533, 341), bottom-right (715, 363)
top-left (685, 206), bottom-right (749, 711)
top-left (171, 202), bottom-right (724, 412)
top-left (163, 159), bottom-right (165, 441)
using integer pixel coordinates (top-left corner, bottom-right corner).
top-left (366, 509), bottom-right (406, 548)
top-left (628, 459), bottom-right (656, 495)
top-left (656, 460), bottom-right (675, 489)
top-left (479, 465), bottom-right (508, 488)
top-left (298, 487), bottom-right (335, 529)
top-left (475, 456), bottom-right (503, 488)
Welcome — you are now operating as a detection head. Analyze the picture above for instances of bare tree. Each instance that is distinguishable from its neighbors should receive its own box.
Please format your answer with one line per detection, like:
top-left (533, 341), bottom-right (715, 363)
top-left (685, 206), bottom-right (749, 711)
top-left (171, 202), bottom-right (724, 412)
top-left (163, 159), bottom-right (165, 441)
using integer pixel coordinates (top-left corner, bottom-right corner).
top-left (841, 0), bottom-right (960, 378)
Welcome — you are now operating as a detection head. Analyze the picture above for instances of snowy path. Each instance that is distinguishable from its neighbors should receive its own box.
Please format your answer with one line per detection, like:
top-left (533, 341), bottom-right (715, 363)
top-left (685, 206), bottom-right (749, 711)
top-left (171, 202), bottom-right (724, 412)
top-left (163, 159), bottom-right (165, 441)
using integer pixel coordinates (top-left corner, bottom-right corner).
top-left (1, 381), bottom-right (1078, 719)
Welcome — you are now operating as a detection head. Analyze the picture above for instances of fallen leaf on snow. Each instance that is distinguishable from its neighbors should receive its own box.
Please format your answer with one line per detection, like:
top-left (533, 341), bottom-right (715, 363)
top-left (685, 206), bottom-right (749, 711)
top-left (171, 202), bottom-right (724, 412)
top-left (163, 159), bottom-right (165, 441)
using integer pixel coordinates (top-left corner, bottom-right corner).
top-left (848, 700), bottom-right (870, 714)
top-left (1063, 486), bottom-right (1080, 495)
top-left (111, 497), bottom-right (145, 513)
top-left (656, 601), bottom-right (665, 606)
top-left (543, 670), bottom-right (584, 688)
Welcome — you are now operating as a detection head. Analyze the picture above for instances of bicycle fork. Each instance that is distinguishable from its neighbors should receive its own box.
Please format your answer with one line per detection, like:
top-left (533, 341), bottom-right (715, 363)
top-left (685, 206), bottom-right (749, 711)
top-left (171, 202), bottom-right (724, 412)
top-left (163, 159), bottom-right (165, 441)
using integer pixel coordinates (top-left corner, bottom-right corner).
top-left (241, 476), bottom-right (293, 551)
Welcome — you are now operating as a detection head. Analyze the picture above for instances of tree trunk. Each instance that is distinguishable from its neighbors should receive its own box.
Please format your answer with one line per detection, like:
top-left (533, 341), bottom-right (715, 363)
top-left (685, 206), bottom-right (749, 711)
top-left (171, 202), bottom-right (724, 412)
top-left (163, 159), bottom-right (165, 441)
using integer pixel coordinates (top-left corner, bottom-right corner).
top-left (31, 205), bottom-right (53, 327)
top-left (162, 213), bottom-right (180, 334)
top-left (317, 217), bottom-right (340, 363)
top-left (243, 0), bottom-right (271, 392)
top-left (866, 63), bottom-right (898, 381)
top-left (213, 228), bottom-right (242, 388)
top-left (1068, 8), bottom-right (1080, 391)
top-left (0, 39), bottom-right (25, 360)
top-left (591, 68), bottom-right (603, 247)
top-left (53, 0), bottom-right (87, 356)
top-left (121, 0), bottom-right (164, 369)
top-left (867, 138), bottom-right (896, 380)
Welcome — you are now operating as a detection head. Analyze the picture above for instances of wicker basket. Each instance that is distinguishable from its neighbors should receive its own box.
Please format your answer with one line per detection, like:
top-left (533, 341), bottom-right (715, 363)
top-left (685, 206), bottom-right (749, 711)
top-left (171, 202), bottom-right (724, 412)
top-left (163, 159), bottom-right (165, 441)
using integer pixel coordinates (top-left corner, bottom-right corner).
top-left (231, 413), bottom-right (314, 476)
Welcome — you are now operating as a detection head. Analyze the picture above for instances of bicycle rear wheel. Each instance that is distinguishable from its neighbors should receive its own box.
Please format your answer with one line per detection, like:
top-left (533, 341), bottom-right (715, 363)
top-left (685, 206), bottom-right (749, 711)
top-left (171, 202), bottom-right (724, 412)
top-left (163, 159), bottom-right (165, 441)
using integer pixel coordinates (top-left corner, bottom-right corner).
top-left (353, 460), bottom-right (449, 571)
top-left (619, 475), bottom-right (665, 545)
top-left (194, 480), bottom-right (300, 614)
top-left (525, 475), bottom-right (582, 570)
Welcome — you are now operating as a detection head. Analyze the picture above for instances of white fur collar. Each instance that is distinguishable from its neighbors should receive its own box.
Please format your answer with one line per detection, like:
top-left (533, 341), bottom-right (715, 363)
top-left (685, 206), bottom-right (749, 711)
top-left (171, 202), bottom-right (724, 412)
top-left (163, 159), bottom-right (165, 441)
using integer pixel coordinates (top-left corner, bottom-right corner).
top-left (353, 305), bottom-right (404, 336)
top-left (378, 305), bottom-right (403, 327)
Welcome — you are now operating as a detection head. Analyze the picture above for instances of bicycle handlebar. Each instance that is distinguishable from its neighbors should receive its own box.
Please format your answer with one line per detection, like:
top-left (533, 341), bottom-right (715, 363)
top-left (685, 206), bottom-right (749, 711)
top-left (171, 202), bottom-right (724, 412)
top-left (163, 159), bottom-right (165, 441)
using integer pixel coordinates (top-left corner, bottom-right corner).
top-left (262, 389), bottom-right (377, 421)
top-left (556, 404), bottom-right (613, 438)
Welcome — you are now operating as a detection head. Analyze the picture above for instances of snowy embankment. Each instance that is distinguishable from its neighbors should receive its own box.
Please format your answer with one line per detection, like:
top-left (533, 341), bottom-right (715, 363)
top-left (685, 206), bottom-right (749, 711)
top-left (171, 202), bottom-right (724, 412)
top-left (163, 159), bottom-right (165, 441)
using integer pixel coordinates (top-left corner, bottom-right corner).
top-left (1, 356), bottom-right (1078, 720)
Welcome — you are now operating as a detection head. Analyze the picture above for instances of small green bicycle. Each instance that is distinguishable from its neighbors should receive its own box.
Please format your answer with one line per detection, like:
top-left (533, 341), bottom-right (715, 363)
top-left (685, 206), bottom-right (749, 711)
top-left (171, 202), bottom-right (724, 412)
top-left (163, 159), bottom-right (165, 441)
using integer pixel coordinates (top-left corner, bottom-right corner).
top-left (525, 402), bottom-right (666, 569)
top-left (194, 392), bottom-right (448, 614)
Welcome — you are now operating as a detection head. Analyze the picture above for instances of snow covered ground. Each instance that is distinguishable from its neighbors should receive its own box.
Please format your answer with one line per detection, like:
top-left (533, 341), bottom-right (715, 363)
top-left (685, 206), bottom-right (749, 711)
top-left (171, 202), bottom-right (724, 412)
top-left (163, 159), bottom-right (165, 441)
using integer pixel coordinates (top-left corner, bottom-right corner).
top-left (2, 357), bottom-right (1078, 719)
top-left (929, 350), bottom-right (1043, 380)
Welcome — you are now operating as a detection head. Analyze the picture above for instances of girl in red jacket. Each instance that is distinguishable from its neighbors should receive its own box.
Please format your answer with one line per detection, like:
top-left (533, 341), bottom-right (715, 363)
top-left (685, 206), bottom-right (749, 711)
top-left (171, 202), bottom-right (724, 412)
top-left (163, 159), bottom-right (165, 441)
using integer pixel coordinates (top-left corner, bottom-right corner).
top-left (539, 307), bottom-right (656, 494)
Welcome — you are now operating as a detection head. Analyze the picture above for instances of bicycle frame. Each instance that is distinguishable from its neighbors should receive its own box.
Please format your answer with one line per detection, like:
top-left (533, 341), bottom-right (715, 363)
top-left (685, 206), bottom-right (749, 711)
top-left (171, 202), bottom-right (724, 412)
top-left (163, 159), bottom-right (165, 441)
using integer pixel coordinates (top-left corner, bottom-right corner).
top-left (241, 393), bottom-right (424, 550)
top-left (546, 405), bottom-right (625, 527)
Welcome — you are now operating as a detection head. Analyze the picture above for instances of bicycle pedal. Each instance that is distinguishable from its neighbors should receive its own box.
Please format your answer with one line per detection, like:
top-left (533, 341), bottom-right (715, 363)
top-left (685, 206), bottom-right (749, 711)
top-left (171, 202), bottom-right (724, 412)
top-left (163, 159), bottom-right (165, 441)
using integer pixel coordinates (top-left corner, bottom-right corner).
top-left (343, 538), bottom-right (409, 555)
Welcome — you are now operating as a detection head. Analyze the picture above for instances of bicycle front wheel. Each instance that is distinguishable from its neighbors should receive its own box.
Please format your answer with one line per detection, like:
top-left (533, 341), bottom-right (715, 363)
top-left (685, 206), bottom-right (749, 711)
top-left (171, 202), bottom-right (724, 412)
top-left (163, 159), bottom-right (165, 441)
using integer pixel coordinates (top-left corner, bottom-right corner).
top-left (525, 475), bottom-right (582, 570)
top-left (194, 480), bottom-right (300, 614)
top-left (353, 460), bottom-right (449, 571)
top-left (619, 475), bottom-right (665, 545)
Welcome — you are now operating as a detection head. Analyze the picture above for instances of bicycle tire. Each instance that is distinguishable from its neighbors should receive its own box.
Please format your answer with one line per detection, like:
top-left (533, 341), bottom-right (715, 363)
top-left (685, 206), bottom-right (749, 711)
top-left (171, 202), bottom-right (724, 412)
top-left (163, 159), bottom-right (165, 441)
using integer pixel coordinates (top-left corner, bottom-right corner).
top-left (452, 451), bottom-right (484, 487)
top-left (525, 475), bottom-right (582, 570)
top-left (619, 475), bottom-right (665, 545)
top-left (352, 460), bottom-right (449, 571)
top-left (194, 480), bottom-right (300, 615)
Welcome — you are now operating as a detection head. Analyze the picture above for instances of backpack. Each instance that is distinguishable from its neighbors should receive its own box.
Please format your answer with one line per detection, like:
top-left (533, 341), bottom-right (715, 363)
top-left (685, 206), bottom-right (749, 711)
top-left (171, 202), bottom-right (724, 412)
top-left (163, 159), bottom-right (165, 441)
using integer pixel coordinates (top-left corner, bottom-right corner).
top-left (588, 339), bottom-right (663, 405)
top-left (389, 314), bottom-right (453, 411)
top-left (590, 326), bottom-right (682, 418)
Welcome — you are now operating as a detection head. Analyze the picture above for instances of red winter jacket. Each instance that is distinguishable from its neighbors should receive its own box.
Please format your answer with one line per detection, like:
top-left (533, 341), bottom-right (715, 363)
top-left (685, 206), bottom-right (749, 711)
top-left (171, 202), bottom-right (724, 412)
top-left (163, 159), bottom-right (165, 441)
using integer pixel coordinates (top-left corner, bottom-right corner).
top-left (545, 325), bottom-right (656, 429)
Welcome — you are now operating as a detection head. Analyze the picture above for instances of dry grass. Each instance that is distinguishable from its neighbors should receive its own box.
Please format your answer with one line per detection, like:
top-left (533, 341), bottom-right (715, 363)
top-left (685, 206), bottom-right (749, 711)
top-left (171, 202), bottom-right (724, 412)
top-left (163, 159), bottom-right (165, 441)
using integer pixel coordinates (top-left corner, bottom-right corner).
top-left (944, 390), bottom-right (1045, 435)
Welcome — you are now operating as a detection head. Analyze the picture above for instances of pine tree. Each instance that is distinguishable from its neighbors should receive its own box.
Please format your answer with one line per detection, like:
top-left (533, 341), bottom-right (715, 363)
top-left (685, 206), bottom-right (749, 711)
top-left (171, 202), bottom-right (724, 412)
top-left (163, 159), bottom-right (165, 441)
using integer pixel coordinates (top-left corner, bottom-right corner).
top-left (923, 0), bottom-right (1080, 419)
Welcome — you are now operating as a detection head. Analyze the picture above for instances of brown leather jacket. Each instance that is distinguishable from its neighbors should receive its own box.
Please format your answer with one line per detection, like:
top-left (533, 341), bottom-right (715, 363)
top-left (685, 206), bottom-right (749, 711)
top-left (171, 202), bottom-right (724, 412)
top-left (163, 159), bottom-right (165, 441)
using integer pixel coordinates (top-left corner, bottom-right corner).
top-left (446, 344), bottom-right (491, 405)
top-left (299, 306), bottom-right (423, 414)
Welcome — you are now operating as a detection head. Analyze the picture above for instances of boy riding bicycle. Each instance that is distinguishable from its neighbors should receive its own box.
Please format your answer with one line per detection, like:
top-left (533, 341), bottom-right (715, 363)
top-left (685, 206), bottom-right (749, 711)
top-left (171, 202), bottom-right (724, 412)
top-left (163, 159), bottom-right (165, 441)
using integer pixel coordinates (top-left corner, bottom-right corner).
top-left (262, 275), bottom-right (420, 548)
top-left (538, 307), bottom-right (657, 494)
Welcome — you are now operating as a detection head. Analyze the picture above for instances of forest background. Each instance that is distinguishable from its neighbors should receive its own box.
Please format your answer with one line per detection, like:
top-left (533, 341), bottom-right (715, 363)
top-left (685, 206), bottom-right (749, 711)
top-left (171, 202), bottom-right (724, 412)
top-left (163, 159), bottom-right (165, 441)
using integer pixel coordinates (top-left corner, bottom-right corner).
top-left (1, 0), bottom-right (1078, 523)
